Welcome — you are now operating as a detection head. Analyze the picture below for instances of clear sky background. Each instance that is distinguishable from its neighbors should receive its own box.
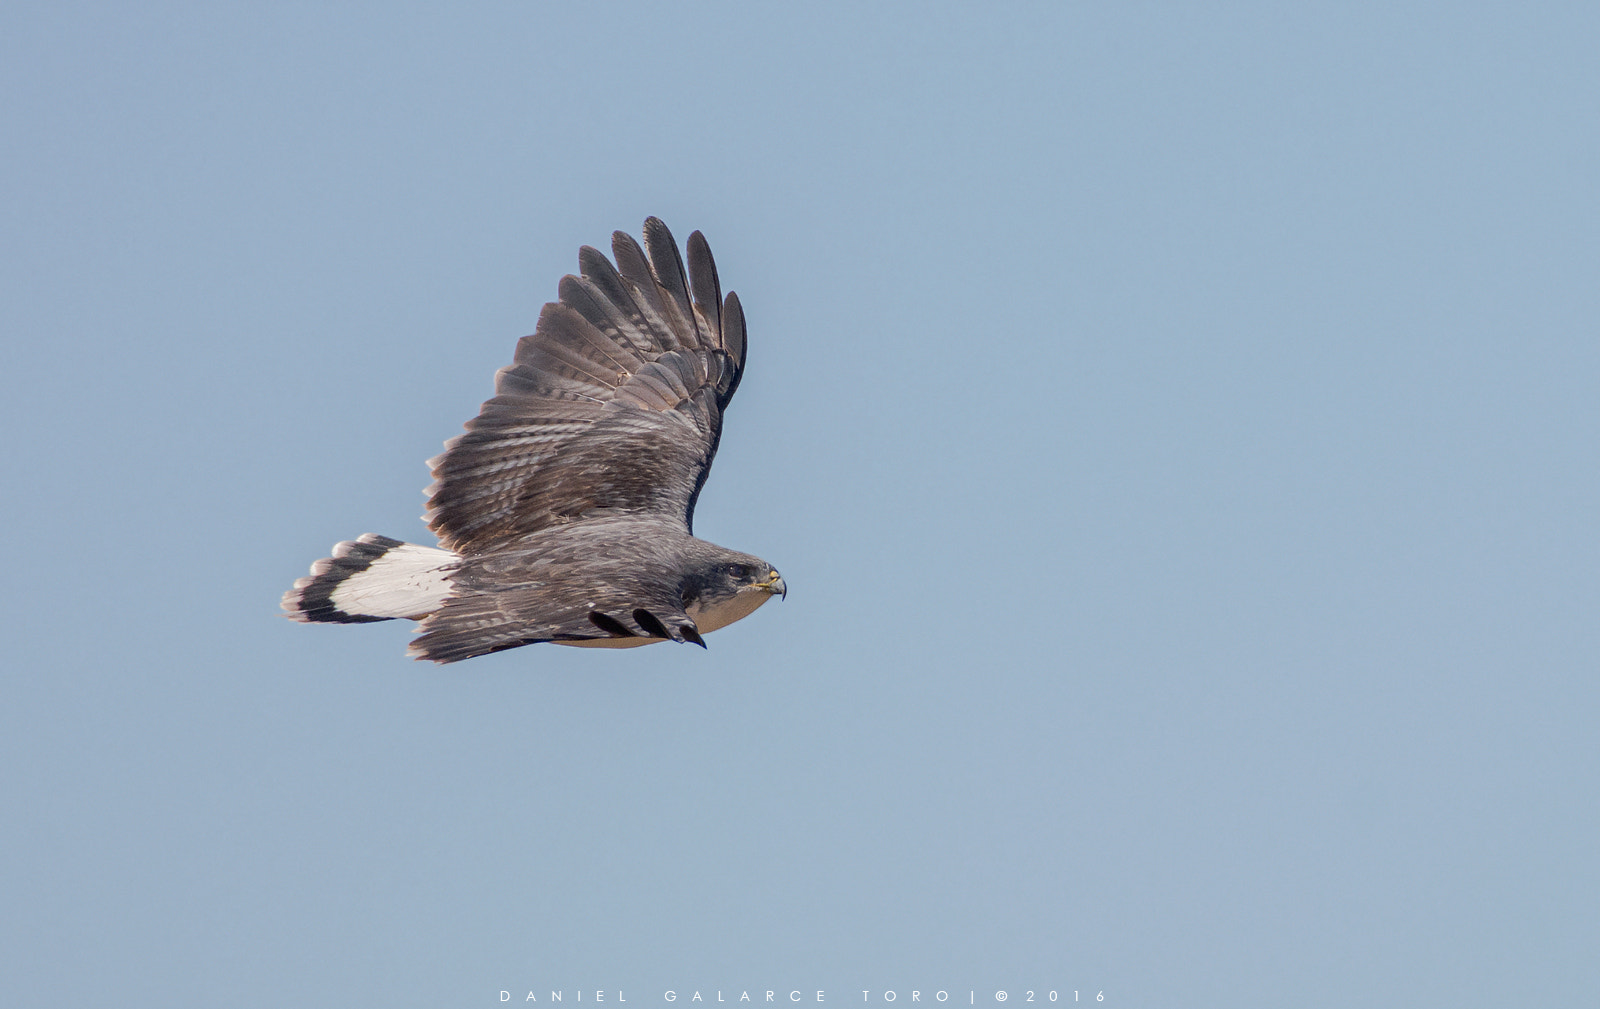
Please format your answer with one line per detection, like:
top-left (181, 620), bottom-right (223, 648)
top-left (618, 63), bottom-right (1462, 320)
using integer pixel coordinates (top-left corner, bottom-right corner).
top-left (3, 3), bottom-right (1595, 1006)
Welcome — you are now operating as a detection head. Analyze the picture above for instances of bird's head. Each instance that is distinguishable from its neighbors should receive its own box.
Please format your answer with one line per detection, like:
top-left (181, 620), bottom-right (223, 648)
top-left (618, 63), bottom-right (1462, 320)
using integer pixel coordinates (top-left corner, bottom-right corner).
top-left (683, 551), bottom-right (786, 634)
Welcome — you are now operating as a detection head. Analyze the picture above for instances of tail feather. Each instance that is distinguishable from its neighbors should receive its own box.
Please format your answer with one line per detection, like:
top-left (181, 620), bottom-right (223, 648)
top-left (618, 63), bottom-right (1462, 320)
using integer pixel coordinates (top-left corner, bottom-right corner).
top-left (282, 534), bottom-right (459, 624)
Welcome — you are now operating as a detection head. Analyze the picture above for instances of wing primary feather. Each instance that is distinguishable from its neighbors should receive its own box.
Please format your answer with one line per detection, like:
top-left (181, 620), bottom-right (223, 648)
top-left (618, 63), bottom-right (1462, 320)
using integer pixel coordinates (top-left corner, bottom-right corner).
top-left (719, 291), bottom-right (747, 406)
top-left (686, 230), bottom-right (722, 341)
top-left (543, 291), bottom-right (644, 374)
top-left (642, 217), bottom-right (701, 347)
top-left (589, 611), bottom-right (637, 637)
top-left (611, 230), bottom-right (672, 324)
top-left (572, 251), bottom-right (664, 355)
top-left (633, 608), bottom-right (672, 640)
top-left (679, 623), bottom-right (706, 648)
top-left (576, 245), bottom-right (619, 285)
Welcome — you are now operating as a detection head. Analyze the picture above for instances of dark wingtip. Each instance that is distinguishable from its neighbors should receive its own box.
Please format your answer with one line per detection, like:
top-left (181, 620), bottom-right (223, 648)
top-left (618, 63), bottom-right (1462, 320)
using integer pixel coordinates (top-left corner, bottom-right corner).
top-left (633, 608), bottom-right (672, 640)
top-left (680, 624), bottom-right (706, 648)
top-left (576, 245), bottom-right (612, 279)
top-left (686, 230), bottom-right (722, 338)
top-left (642, 215), bottom-right (672, 242)
top-left (719, 290), bottom-right (746, 404)
top-left (589, 611), bottom-right (637, 637)
top-left (642, 218), bottom-right (680, 279)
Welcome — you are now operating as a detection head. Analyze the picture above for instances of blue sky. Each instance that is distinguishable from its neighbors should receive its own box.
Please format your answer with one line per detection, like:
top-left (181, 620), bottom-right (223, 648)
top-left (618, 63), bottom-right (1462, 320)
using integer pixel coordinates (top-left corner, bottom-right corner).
top-left (4, 3), bottom-right (1596, 1006)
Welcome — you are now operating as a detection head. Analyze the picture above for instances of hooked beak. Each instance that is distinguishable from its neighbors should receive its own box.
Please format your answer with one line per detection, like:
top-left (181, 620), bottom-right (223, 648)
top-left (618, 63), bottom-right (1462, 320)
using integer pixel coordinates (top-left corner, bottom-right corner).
top-left (757, 571), bottom-right (787, 599)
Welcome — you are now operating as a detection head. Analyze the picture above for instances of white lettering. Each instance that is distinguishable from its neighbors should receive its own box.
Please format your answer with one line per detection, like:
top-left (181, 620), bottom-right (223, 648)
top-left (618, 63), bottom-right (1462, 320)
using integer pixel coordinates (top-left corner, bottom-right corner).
top-left (936, 996), bottom-right (948, 1004)
top-left (886, 995), bottom-right (896, 1003)
top-left (501, 995), bottom-right (510, 1003)
top-left (741, 995), bottom-right (752, 1003)
top-left (791, 994), bottom-right (801, 1003)
top-left (666, 994), bottom-right (677, 1003)
top-left (693, 995), bottom-right (704, 1003)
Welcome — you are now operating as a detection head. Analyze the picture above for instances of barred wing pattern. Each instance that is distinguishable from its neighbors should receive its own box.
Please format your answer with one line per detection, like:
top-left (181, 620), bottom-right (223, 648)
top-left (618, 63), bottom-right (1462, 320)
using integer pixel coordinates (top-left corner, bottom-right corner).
top-left (424, 219), bottom-right (747, 551)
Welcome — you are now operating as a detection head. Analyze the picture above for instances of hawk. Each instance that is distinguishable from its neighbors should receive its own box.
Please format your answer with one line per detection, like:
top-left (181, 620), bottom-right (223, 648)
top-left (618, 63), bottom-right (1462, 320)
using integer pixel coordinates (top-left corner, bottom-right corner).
top-left (282, 219), bottom-right (785, 663)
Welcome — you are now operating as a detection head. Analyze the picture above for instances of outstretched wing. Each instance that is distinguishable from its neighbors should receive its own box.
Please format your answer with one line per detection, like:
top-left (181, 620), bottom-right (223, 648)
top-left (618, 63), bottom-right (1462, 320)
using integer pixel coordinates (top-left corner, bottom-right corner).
top-left (425, 219), bottom-right (748, 552)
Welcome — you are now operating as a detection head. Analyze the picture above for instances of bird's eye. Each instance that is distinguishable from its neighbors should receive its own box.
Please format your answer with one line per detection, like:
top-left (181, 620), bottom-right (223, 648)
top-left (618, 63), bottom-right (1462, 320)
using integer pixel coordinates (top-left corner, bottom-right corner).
top-left (726, 564), bottom-right (747, 580)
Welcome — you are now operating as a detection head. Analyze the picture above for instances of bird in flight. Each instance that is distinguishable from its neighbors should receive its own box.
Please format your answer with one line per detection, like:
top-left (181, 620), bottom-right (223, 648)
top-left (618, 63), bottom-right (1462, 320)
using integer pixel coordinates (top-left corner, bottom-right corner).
top-left (282, 218), bottom-right (785, 663)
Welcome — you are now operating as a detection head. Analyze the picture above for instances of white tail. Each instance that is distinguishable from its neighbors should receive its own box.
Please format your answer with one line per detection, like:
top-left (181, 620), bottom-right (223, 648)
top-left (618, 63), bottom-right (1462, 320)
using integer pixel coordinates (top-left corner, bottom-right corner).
top-left (282, 534), bottom-right (460, 623)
